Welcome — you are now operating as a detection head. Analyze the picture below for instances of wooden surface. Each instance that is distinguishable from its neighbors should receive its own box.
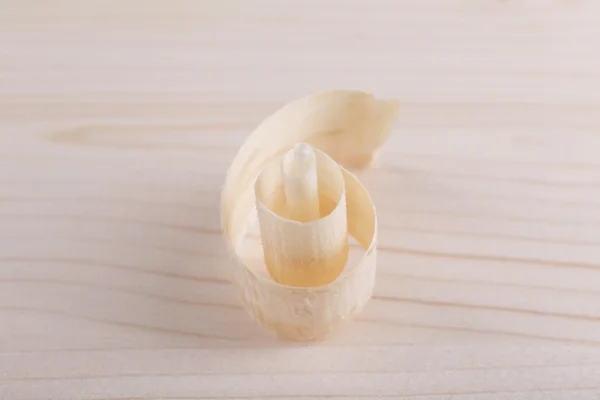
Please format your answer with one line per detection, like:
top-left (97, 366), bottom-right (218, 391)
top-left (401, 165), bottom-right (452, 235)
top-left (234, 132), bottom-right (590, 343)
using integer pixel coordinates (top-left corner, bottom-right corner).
top-left (2, 0), bottom-right (600, 398)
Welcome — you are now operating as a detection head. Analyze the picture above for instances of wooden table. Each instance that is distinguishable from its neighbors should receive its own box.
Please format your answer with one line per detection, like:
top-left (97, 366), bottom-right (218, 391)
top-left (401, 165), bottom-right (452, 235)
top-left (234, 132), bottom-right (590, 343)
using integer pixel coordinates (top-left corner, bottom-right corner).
top-left (2, 1), bottom-right (600, 398)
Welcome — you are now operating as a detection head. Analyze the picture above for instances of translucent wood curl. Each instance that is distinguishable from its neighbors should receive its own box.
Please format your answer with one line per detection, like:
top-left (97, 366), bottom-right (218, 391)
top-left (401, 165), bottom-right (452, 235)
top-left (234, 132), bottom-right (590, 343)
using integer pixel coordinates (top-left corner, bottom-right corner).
top-left (221, 90), bottom-right (399, 340)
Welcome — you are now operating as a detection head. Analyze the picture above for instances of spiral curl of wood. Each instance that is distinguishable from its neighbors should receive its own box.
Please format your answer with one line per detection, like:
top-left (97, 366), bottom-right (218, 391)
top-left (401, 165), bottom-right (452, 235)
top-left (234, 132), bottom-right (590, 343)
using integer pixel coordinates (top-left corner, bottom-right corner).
top-left (221, 90), bottom-right (399, 340)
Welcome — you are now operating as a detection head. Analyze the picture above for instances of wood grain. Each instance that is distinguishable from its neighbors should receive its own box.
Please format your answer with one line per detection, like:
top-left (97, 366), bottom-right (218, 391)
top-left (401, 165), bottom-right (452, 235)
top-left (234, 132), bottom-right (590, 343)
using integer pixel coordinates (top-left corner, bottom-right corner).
top-left (2, 0), bottom-right (600, 398)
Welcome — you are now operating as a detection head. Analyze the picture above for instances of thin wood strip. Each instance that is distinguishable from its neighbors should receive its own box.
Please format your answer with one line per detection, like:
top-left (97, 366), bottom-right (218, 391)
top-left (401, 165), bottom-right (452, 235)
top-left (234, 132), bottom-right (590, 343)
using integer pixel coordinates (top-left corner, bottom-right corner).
top-left (220, 90), bottom-right (399, 340)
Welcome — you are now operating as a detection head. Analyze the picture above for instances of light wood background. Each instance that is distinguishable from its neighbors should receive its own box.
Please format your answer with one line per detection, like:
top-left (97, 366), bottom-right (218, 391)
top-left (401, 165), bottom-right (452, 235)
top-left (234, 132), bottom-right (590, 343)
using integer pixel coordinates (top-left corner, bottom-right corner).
top-left (2, 0), bottom-right (600, 399)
